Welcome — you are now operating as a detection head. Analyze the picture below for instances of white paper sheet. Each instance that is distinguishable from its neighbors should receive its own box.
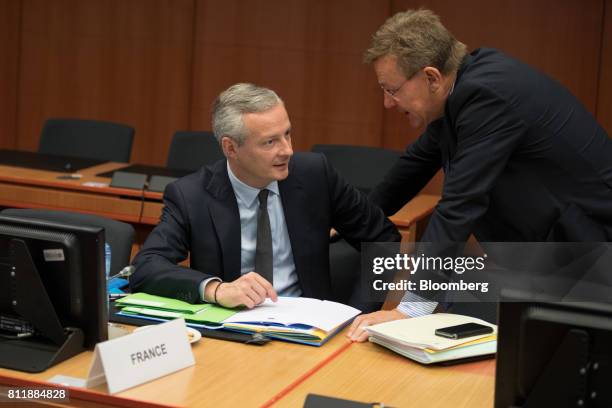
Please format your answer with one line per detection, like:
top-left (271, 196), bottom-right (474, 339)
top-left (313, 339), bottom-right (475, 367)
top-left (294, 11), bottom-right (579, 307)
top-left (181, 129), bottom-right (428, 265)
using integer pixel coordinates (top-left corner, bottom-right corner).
top-left (223, 297), bottom-right (361, 332)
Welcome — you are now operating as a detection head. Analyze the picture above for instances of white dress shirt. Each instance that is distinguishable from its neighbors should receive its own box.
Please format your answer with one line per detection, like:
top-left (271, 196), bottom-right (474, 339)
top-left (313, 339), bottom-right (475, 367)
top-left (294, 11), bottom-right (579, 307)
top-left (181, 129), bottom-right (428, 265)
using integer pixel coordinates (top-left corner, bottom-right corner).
top-left (199, 163), bottom-right (301, 300)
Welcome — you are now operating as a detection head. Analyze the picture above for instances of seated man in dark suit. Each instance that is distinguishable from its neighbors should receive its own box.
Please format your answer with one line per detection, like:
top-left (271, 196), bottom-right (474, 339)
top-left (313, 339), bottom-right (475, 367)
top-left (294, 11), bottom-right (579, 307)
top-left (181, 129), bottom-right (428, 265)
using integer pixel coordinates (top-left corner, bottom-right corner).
top-left (131, 83), bottom-right (400, 309)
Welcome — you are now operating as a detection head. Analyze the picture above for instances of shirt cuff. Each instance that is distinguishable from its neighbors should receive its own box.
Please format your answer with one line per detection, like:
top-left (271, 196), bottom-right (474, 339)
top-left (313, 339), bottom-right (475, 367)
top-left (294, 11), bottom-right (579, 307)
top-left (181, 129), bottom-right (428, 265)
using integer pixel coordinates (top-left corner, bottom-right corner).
top-left (397, 291), bottom-right (438, 317)
top-left (199, 277), bottom-right (222, 302)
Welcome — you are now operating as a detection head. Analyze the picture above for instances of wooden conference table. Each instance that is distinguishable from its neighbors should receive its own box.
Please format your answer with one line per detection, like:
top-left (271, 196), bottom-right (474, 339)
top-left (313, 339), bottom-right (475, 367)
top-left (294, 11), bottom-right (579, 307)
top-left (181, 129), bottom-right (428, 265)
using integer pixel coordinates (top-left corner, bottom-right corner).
top-left (0, 161), bottom-right (156, 255)
top-left (0, 157), bottom-right (491, 406)
top-left (0, 326), bottom-right (495, 407)
top-left (0, 160), bottom-right (440, 247)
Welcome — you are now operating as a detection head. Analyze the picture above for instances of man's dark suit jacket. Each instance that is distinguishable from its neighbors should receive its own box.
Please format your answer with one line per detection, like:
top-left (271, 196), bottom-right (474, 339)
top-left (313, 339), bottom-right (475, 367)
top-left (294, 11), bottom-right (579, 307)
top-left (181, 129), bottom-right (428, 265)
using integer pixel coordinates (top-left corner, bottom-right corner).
top-left (371, 48), bottom-right (612, 242)
top-left (131, 152), bottom-right (401, 304)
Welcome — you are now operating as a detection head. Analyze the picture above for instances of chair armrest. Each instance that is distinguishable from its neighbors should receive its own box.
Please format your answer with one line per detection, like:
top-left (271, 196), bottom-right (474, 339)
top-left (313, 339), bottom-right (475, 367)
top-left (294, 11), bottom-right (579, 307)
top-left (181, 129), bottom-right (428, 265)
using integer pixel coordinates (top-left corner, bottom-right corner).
top-left (389, 194), bottom-right (440, 242)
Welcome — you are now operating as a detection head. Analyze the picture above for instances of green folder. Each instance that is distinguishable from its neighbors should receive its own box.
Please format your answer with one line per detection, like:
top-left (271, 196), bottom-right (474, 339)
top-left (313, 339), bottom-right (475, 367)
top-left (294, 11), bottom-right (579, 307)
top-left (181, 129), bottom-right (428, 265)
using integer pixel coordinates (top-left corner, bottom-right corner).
top-left (115, 292), bottom-right (237, 324)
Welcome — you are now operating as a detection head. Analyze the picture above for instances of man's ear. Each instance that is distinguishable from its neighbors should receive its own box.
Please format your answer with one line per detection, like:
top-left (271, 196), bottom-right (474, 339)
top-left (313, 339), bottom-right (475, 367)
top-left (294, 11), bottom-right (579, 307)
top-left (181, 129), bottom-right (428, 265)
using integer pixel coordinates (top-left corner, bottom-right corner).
top-left (423, 66), bottom-right (443, 93)
top-left (221, 136), bottom-right (238, 158)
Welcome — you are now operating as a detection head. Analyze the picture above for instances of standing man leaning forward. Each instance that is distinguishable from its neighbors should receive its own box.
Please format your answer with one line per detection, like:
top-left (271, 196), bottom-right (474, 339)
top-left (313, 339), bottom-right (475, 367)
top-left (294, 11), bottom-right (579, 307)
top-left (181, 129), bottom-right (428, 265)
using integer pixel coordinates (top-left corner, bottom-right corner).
top-left (131, 83), bottom-right (400, 310)
top-left (348, 9), bottom-right (612, 341)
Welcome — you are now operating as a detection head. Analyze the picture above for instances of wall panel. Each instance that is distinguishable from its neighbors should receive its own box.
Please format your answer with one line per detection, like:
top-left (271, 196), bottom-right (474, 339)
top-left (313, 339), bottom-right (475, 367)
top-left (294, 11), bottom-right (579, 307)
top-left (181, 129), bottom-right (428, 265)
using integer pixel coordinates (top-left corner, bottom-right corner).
top-left (190, 0), bottom-right (389, 152)
top-left (0, 0), bottom-right (22, 149)
top-left (17, 0), bottom-right (195, 165)
top-left (7, 1), bottom-right (610, 171)
top-left (597, 0), bottom-right (612, 136)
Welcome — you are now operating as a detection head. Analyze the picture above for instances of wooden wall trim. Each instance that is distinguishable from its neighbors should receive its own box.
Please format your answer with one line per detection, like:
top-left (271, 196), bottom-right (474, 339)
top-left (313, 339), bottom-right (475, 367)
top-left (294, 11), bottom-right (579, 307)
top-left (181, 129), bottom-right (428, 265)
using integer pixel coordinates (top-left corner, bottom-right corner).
top-left (0, 0), bottom-right (22, 149)
top-left (597, 0), bottom-right (612, 136)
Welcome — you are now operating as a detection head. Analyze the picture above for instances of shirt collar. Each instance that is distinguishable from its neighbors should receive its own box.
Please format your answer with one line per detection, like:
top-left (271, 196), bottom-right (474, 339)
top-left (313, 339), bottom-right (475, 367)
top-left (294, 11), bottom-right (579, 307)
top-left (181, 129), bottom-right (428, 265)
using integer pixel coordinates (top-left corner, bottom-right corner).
top-left (226, 162), bottom-right (279, 207)
top-left (449, 76), bottom-right (456, 96)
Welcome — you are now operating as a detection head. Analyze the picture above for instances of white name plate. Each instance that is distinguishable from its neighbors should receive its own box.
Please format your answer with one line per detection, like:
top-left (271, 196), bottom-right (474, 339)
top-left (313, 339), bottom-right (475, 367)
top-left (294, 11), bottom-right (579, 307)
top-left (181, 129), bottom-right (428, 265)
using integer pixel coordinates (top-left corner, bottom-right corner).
top-left (85, 318), bottom-right (195, 394)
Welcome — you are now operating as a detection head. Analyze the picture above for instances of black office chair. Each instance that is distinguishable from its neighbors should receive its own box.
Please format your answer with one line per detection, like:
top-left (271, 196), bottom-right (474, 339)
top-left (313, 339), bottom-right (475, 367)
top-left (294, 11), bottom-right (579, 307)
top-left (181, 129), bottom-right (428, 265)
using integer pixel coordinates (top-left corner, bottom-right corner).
top-left (311, 144), bottom-right (402, 194)
top-left (1, 209), bottom-right (135, 277)
top-left (328, 239), bottom-right (382, 313)
top-left (166, 131), bottom-right (224, 172)
top-left (447, 302), bottom-right (498, 324)
top-left (39, 118), bottom-right (135, 163)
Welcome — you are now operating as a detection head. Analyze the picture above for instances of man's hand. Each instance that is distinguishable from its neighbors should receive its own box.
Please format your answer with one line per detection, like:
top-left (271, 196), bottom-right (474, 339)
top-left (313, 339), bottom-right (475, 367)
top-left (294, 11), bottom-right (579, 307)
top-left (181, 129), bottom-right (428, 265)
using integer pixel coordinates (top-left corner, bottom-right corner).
top-left (329, 228), bottom-right (342, 243)
top-left (206, 272), bottom-right (278, 308)
top-left (347, 309), bottom-right (408, 342)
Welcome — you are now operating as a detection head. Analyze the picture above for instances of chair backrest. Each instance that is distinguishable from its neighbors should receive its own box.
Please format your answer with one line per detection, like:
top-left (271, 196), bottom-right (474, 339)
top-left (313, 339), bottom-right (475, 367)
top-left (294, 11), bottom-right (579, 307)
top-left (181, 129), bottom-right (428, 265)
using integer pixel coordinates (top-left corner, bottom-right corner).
top-left (311, 144), bottom-right (402, 194)
top-left (0, 209), bottom-right (135, 276)
top-left (39, 118), bottom-right (135, 163)
top-left (166, 131), bottom-right (224, 172)
top-left (328, 239), bottom-right (382, 313)
top-left (447, 302), bottom-right (498, 324)
top-left (328, 239), bottom-right (361, 305)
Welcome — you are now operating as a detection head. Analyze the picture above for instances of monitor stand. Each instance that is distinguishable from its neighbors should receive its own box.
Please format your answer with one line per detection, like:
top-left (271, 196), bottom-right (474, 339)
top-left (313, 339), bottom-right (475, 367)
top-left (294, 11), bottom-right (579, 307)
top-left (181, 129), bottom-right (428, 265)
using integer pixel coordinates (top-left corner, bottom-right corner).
top-left (522, 329), bottom-right (589, 408)
top-left (0, 327), bottom-right (84, 373)
top-left (0, 239), bottom-right (85, 372)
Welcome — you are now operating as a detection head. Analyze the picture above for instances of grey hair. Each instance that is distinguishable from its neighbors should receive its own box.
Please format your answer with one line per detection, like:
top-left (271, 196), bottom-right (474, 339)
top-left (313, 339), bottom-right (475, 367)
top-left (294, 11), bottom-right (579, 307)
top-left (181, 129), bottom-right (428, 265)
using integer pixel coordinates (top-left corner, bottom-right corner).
top-left (364, 9), bottom-right (467, 78)
top-left (212, 83), bottom-right (283, 146)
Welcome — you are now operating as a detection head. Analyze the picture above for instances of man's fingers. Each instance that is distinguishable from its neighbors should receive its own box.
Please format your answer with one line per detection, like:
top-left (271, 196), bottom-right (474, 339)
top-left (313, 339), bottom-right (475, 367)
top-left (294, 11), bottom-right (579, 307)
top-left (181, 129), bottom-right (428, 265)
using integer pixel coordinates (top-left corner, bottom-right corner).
top-left (348, 310), bottom-right (409, 341)
top-left (266, 286), bottom-right (278, 302)
top-left (241, 274), bottom-right (271, 303)
top-left (236, 290), bottom-right (256, 309)
top-left (234, 273), bottom-right (265, 303)
top-left (250, 272), bottom-right (278, 302)
top-left (231, 272), bottom-right (278, 306)
top-left (247, 279), bottom-right (268, 301)
top-left (348, 316), bottom-right (371, 342)
top-left (242, 287), bottom-right (265, 306)
top-left (218, 280), bottom-right (263, 309)
top-left (241, 297), bottom-right (256, 309)
top-left (347, 316), bottom-right (366, 338)
top-left (349, 319), bottom-right (372, 342)
top-left (354, 331), bottom-right (370, 343)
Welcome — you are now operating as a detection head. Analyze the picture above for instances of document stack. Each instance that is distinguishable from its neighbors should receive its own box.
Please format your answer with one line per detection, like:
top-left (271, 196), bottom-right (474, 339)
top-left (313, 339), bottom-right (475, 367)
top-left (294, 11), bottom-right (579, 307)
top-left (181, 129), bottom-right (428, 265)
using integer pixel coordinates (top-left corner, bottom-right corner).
top-left (365, 313), bottom-right (497, 364)
top-left (115, 294), bottom-right (361, 346)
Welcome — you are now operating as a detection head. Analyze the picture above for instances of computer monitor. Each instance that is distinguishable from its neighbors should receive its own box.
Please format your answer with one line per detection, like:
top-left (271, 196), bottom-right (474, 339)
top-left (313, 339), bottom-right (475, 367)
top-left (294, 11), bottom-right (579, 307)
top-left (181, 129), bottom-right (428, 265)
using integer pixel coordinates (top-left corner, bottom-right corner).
top-left (495, 291), bottom-right (612, 407)
top-left (0, 215), bottom-right (108, 372)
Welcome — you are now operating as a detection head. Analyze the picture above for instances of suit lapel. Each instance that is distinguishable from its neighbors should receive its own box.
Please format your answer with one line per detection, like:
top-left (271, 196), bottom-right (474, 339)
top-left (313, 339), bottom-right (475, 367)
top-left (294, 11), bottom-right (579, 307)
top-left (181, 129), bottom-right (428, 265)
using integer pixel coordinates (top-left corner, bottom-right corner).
top-left (279, 160), bottom-right (312, 293)
top-left (206, 161), bottom-right (242, 281)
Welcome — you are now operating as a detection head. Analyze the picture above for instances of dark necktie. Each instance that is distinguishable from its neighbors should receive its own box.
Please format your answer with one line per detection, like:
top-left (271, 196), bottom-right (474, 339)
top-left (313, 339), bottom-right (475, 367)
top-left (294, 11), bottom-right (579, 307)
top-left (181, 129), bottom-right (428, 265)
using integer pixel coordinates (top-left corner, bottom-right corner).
top-left (255, 189), bottom-right (273, 284)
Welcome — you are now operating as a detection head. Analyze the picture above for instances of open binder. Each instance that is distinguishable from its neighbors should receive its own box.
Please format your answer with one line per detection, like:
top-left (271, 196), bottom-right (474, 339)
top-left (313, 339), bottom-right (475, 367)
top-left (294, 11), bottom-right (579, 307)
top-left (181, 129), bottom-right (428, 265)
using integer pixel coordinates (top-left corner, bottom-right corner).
top-left (115, 293), bottom-right (361, 346)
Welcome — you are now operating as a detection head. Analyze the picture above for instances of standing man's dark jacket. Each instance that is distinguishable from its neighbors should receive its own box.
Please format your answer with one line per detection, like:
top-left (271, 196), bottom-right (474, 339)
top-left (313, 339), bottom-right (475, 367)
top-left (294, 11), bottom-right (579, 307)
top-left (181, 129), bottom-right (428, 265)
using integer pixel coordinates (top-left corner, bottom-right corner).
top-left (371, 48), bottom-right (612, 242)
top-left (131, 152), bottom-right (401, 303)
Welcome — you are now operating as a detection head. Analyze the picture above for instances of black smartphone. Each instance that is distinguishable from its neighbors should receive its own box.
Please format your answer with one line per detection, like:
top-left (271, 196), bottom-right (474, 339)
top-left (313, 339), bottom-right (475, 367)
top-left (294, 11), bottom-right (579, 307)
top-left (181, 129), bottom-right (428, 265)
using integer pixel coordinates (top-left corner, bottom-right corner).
top-left (434, 322), bottom-right (493, 339)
